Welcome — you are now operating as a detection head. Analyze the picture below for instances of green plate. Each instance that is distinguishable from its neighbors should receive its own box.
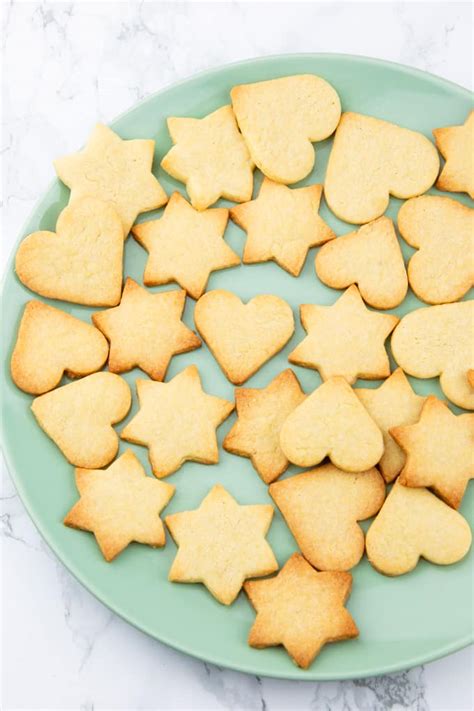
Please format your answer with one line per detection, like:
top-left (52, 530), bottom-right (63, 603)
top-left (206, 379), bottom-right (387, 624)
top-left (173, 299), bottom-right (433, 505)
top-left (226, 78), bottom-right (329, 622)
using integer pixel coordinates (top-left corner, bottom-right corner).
top-left (2, 54), bottom-right (473, 681)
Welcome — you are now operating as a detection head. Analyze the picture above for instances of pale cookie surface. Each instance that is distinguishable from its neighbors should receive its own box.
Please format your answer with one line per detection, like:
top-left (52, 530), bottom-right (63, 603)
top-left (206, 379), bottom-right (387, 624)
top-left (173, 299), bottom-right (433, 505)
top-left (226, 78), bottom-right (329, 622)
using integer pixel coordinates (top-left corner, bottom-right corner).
top-left (165, 484), bottom-right (277, 605)
top-left (92, 278), bottom-right (201, 381)
top-left (54, 123), bottom-right (167, 235)
top-left (398, 195), bottom-right (474, 304)
top-left (121, 365), bottom-right (234, 478)
top-left (433, 110), bottom-right (474, 198)
top-left (15, 197), bottom-right (124, 307)
top-left (231, 75), bottom-right (341, 184)
top-left (230, 179), bottom-right (335, 276)
top-left (391, 396), bottom-right (474, 509)
top-left (11, 301), bottom-right (108, 395)
top-left (366, 480), bottom-right (472, 576)
top-left (223, 369), bottom-right (306, 484)
top-left (132, 192), bottom-right (240, 299)
top-left (31, 372), bottom-right (131, 468)
top-left (289, 285), bottom-right (399, 383)
top-left (315, 217), bottom-right (408, 309)
top-left (64, 450), bottom-right (175, 561)
top-left (279, 376), bottom-right (384, 471)
top-left (356, 369), bottom-right (426, 483)
top-left (391, 301), bottom-right (474, 410)
top-left (161, 105), bottom-right (253, 210)
top-left (194, 290), bottom-right (295, 385)
top-left (269, 465), bottom-right (385, 571)
top-left (244, 553), bottom-right (358, 669)
top-left (324, 112), bottom-right (439, 224)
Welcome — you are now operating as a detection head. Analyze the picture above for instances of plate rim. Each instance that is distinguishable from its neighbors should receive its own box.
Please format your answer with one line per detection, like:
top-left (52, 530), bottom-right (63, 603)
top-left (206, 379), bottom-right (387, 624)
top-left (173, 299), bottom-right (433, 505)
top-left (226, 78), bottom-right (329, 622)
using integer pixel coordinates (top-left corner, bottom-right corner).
top-left (1, 52), bottom-right (473, 681)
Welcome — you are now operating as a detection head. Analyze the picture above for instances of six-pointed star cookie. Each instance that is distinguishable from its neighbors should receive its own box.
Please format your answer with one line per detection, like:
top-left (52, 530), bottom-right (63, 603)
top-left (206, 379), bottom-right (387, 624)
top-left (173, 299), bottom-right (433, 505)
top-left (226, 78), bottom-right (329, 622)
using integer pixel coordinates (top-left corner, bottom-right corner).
top-left (54, 123), bottom-right (167, 235)
top-left (391, 396), bottom-right (474, 510)
top-left (64, 450), bottom-right (175, 561)
top-left (165, 484), bottom-right (278, 605)
top-left (132, 192), bottom-right (240, 299)
top-left (161, 105), bottom-right (254, 210)
top-left (356, 369), bottom-right (426, 483)
top-left (433, 111), bottom-right (474, 198)
top-left (230, 179), bottom-right (335, 276)
top-left (244, 553), bottom-right (358, 669)
top-left (223, 369), bottom-right (306, 483)
top-left (121, 365), bottom-right (234, 478)
top-left (92, 278), bottom-right (201, 381)
top-left (289, 285), bottom-right (399, 383)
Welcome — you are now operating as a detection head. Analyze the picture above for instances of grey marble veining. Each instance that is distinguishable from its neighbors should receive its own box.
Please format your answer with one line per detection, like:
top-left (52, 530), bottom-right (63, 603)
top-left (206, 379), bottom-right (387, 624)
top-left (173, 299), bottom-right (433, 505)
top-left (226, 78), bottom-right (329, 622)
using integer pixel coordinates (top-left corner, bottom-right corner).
top-left (1, 2), bottom-right (473, 709)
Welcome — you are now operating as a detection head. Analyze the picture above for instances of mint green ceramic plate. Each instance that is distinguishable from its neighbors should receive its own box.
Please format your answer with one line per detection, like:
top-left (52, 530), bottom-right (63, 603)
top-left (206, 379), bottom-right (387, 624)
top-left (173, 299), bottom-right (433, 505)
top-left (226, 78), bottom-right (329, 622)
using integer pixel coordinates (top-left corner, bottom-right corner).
top-left (2, 55), bottom-right (473, 680)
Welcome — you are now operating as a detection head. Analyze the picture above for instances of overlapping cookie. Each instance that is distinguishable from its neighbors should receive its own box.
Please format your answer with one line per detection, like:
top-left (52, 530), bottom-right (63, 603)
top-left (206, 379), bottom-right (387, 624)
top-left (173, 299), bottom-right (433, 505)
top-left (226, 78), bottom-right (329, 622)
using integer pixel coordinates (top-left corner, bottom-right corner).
top-left (269, 465), bottom-right (385, 571)
top-left (433, 110), bottom-right (474, 198)
top-left (161, 105), bottom-right (253, 210)
top-left (54, 123), bottom-right (167, 235)
top-left (231, 74), bottom-right (341, 184)
top-left (315, 217), bottom-right (407, 309)
top-left (398, 195), bottom-right (473, 304)
top-left (11, 301), bottom-right (108, 395)
top-left (325, 112), bottom-right (439, 223)
top-left (16, 197), bottom-right (124, 307)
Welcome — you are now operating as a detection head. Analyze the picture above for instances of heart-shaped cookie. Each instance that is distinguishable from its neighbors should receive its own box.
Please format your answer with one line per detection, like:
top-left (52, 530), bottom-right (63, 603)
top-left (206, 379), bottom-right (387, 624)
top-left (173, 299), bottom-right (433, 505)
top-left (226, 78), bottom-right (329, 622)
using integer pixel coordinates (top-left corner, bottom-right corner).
top-left (315, 217), bottom-right (408, 309)
top-left (398, 195), bottom-right (474, 304)
top-left (194, 290), bottom-right (294, 385)
top-left (15, 197), bottom-right (123, 306)
top-left (279, 376), bottom-right (384, 471)
top-left (31, 372), bottom-right (131, 468)
top-left (366, 480), bottom-right (472, 576)
top-left (231, 74), bottom-right (341, 184)
top-left (11, 300), bottom-right (109, 395)
top-left (391, 301), bottom-right (474, 410)
top-left (270, 464), bottom-right (385, 571)
top-left (324, 112), bottom-right (440, 224)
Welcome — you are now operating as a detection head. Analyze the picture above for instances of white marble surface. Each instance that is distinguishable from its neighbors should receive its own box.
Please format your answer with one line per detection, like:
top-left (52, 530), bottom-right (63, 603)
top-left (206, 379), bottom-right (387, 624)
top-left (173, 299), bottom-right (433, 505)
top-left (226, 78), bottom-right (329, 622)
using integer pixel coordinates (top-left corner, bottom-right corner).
top-left (1, 1), bottom-right (473, 709)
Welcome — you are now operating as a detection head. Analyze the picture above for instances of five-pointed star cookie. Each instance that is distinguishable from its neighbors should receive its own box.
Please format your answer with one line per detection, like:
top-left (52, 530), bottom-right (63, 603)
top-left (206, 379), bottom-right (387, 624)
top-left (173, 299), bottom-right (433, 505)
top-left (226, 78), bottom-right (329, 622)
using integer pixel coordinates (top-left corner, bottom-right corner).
top-left (289, 285), bottom-right (399, 383)
top-left (230, 179), bottom-right (335, 276)
top-left (131, 192), bottom-right (240, 299)
top-left (121, 365), bottom-right (234, 477)
top-left (165, 484), bottom-right (278, 605)
top-left (244, 553), bottom-right (358, 669)
top-left (356, 369), bottom-right (426, 483)
top-left (391, 396), bottom-right (474, 509)
top-left (54, 123), bottom-right (167, 235)
top-left (433, 111), bottom-right (474, 198)
top-left (223, 369), bottom-right (306, 483)
top-left (161, 105), bottom-right (254, 210)
top-left (64, 450), bottom-right (175, 561)
top-left (92, 278), bottom-right (201, 381)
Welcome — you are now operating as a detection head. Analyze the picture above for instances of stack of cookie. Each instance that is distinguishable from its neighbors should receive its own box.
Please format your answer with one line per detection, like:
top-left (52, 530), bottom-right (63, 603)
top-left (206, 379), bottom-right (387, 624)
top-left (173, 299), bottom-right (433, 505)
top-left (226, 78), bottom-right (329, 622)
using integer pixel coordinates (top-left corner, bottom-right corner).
top-left (10, 74), bottom-right (473, 670)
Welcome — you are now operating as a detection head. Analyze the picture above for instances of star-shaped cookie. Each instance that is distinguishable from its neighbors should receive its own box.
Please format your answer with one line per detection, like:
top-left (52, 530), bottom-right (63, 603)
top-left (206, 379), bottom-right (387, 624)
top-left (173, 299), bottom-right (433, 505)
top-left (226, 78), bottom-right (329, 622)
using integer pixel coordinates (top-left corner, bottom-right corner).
top-left (391, 396), bottom-right (474, 509)
top-left (131, 192), bottom-right (240, 299)
top-left (64, 450), bottom-right (175, 561)
top-left (223, 369), bottom-right (306, 483)
top-left (230, 179), bottom-right (335, 276)
top-left (92, 278), bottom-right (201, 381)
top-left (161, 105), bottom-right (254, 210)
top-left (356, 369), bottom-right (426, 483)
top-left (289, 285), bottom-right (399, 383)
top-left (244, 553), bottom-right (358, 669)
top-left (433, 111), bottom-right (474, 198)
top-left (121, 365), bottom-right (234, 477)
top-left (54, 123), bottom-right (167, 235)
top-left (165, 484), bottom-right (277, 605)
